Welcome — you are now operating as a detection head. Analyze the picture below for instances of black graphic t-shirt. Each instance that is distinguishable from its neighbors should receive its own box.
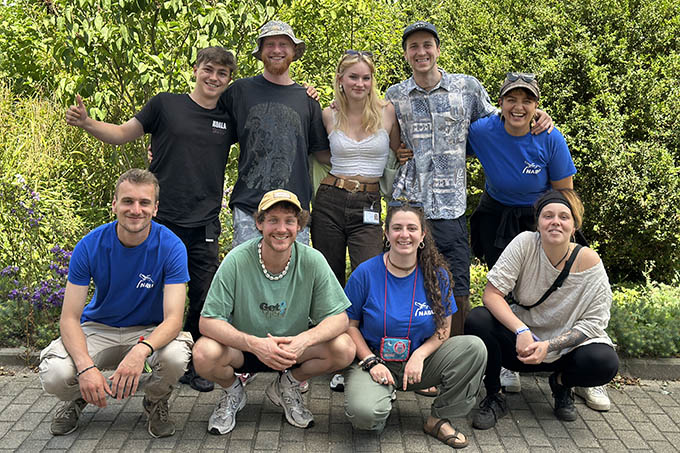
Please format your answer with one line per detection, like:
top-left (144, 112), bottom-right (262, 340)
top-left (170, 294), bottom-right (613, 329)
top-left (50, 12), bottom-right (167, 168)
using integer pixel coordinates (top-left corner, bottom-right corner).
top-left (135, 93), bottom-right (236, 227)
top-left (219, 75), bottom-right (329, 214)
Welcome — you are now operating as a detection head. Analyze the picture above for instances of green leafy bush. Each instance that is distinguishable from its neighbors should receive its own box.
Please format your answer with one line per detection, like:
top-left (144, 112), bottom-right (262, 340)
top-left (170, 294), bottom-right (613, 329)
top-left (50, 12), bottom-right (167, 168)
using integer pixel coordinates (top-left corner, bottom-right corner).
top-left (608, 282), bottom-right (680, 358)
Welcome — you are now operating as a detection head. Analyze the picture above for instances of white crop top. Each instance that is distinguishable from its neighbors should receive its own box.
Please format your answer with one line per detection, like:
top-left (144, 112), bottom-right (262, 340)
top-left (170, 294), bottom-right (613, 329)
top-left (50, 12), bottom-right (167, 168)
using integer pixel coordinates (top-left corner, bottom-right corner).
top-left (329, 129), bottom-right (390, 178)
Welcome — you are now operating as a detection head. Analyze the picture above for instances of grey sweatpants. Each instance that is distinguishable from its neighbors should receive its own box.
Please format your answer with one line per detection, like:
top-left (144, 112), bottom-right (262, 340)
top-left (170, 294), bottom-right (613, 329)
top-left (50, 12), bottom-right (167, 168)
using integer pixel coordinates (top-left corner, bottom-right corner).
top-left (344, 335), bottom-right (487, 431)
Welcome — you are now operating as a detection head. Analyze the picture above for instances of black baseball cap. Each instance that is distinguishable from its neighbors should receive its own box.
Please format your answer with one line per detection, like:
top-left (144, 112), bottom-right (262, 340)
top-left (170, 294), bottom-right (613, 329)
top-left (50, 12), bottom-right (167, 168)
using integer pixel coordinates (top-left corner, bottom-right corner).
top-left (402, 21), bottom-right (440, 49)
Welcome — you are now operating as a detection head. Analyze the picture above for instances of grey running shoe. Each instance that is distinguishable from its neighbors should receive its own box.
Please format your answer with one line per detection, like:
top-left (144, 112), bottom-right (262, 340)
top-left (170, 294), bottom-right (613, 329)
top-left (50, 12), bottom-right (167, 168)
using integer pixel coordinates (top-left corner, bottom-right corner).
top-left (208, 383), bottom-right (247, 435)
top-left (472, 392), bottom-right (508, 430)
top-left (266, 372), bottom-right (314, 428)
top-left (143, 396), bottom-right (175, 438)
top-left (50, 398), bottom-right (87, 435)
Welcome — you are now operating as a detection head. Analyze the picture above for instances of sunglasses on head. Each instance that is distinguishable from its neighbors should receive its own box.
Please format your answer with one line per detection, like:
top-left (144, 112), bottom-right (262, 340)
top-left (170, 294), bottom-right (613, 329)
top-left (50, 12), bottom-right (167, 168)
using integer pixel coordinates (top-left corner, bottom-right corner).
top-left (505, 72), bottom-right (536, 83)
top-left (344, 50), bottom-right (374, 58)
top-left (388, 199), bottom-right (423, 209)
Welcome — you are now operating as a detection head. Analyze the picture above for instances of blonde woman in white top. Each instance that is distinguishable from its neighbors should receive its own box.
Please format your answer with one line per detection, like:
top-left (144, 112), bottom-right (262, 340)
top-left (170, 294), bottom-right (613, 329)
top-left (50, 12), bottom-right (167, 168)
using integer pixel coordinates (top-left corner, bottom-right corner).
top-left (311, 51), bottom-right (400, 286)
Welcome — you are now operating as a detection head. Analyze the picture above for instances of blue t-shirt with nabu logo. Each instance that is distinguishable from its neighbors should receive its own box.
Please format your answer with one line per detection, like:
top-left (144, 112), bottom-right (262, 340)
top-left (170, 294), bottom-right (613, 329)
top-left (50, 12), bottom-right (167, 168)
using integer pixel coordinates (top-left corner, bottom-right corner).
top-left (467, 114), bottom-right (576, 206)
top-left (344, 254), bottom-right (455, 355)
top-left (68, 221), bottom-right (189, 327)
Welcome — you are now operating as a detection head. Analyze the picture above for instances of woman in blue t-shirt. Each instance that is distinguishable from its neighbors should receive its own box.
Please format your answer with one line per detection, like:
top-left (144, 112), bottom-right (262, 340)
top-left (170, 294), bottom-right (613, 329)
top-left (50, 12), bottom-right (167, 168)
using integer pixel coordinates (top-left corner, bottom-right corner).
top-left (467, 73), bottom-right (576, 269)
top-left (467, 74), bottom-right (608, 414)
top-left (342, 201), bottom-right (486, 449)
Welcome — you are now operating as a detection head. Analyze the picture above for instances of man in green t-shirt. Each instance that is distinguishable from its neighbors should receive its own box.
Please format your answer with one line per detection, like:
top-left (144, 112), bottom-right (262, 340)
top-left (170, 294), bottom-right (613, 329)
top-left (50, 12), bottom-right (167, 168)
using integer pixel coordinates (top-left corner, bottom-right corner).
top-left (193, 189), bottom-right (355, 435)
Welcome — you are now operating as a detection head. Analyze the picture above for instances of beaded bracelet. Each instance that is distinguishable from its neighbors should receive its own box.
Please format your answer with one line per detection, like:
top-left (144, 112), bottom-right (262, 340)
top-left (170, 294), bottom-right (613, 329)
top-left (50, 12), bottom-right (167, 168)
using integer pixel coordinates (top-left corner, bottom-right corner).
top-left (361, 356), bottom-right (384, 372)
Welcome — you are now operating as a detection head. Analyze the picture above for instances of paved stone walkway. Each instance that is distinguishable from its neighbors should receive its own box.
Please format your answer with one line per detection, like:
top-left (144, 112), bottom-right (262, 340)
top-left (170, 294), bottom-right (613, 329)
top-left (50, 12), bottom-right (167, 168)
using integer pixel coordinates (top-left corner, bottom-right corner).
top-left (0, 368), bottom-right (678, 452)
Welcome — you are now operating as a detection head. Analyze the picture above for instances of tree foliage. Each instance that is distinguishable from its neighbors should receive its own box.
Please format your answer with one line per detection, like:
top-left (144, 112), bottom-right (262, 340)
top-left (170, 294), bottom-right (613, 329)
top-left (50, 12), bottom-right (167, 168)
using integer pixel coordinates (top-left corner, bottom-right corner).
top-left (1, 0), bottom-right (679, 283)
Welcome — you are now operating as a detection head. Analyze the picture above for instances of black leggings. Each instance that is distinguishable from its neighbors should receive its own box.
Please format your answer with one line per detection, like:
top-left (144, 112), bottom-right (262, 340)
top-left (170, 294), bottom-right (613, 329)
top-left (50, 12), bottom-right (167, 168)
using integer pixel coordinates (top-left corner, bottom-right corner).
top-left (464, 306), bottom-right (619, 394)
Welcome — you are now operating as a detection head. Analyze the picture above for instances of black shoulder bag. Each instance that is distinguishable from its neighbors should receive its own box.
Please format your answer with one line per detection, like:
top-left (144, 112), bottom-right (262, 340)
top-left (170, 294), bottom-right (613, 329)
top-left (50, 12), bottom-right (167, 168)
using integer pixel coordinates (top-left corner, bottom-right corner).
top-left (510, 244), bottom-right (583, 310)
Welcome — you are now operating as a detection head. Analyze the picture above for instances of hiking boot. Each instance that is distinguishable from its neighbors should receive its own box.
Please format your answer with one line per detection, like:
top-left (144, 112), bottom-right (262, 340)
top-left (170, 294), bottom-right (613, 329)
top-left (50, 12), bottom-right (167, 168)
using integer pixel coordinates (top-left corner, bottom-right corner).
top-left (500, 367), bottom-right (521, 393)
top-left (266, 371), bottom-right (314, 428)
top-left (143, 396), bottom-right (175, 438)
top-left (574, 385), bottom-right (610, 411)
top-left (50, 398), bottom-right (87, 435)
top-left (472, 392), bottom-right (508, 430)
top-left (208, 381), bottom-right (247, 435)
top-left (180, 363), bottom-right (214, 392)
top-left (549, 373), bottom-right (577, 421)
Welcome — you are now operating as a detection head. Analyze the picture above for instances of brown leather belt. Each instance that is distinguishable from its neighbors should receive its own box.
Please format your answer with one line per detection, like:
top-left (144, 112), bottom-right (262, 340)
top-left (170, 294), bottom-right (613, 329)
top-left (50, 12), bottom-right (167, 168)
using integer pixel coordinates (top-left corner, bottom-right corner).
top-left (321, 175), bottom-right (380, 193)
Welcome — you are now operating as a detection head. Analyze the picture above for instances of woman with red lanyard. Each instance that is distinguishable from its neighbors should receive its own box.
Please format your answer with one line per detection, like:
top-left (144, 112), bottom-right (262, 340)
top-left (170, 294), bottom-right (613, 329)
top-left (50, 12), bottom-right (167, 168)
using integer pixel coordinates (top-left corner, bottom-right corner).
top-left (342, 201), bottom-right (486, 448)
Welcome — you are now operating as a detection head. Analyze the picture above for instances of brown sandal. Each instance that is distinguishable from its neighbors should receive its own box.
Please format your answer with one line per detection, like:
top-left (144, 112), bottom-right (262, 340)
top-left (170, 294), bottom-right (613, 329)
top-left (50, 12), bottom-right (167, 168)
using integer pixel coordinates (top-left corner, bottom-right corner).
top-left (423, 418), bottom-right (469, 449)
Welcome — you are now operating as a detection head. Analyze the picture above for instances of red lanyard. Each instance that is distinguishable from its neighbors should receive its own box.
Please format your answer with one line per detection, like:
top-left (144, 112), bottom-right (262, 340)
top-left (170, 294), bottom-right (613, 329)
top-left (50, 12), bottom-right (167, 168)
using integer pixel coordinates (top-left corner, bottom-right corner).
top-left (383, 263), bottom-right (417, 338)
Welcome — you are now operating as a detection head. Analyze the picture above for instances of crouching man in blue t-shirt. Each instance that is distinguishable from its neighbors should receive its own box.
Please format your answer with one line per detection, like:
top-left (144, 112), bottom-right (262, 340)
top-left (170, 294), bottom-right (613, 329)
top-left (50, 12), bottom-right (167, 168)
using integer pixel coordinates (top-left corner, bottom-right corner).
top-left (39, 169), bottom-right (193, 438)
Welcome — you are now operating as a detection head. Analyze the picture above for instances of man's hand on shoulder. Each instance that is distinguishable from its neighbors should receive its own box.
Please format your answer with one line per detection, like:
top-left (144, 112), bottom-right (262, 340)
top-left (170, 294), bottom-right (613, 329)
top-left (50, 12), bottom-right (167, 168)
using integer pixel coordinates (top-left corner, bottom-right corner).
top-left (109, 344), bottom-right (148, 400)
top-left (78, 366), bottom-right (113, 408)
top-left (249, 334), bottom-right (297, 370)
top-left (531, 109), bottom-right (554, 135)
top-left (303, 83), bottom-right (320, 102)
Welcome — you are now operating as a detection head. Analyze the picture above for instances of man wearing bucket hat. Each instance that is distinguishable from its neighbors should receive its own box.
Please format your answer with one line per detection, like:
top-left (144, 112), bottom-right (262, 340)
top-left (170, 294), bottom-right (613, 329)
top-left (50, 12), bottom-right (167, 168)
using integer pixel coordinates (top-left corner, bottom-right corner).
top-left (385, 21), bottom-right (553, 339)
top-left (219, 21), bottom-right (330, 248)
top-left (192, 189), bottom-right (354, 435)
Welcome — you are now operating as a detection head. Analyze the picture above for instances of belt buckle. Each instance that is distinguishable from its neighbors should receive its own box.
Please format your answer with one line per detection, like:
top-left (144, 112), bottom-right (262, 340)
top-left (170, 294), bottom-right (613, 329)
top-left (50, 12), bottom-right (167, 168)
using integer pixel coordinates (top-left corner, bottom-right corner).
top-left (346, 179), bottom-right (361, 193)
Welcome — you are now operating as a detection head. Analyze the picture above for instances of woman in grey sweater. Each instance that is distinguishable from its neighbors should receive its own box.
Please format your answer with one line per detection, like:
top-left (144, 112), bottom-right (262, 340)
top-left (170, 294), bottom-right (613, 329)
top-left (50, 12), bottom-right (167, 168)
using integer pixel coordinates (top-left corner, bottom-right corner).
top-left (464, 189), bottom-right (618, 430)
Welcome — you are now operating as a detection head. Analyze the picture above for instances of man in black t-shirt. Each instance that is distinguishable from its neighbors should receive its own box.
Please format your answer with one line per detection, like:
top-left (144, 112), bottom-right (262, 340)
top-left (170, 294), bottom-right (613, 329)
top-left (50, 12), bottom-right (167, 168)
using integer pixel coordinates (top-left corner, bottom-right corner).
top-left (66, 47), bottom-right (237, 393)
top-left (219, 21), bottom-right (330, 247)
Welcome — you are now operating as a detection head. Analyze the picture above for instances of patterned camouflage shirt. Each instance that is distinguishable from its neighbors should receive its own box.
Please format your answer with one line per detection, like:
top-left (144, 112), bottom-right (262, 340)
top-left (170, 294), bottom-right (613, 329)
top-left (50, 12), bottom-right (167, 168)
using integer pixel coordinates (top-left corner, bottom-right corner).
top-left (385, 70), bottom-right (496, 220)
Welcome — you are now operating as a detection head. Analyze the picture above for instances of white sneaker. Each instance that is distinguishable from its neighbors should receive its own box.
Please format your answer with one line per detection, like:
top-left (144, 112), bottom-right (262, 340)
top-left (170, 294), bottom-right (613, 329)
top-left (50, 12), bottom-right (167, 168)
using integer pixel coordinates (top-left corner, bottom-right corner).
top-left (574, 385), bottom-right (610, 411)
top-left (208, 382), bottom-right (247, 435)
top-left (266, 371), bottom-right (314, 428)
top-left (329, 373), bottom-right (344, 392)
top-left (500, 367), bottom-right (521, 393)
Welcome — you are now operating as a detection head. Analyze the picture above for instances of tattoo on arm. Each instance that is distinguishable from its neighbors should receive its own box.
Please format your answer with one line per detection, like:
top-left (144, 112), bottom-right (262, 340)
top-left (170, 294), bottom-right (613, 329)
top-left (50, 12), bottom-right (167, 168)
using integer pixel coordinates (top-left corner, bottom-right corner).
top-left (547, 329), bottom-right (587, 353)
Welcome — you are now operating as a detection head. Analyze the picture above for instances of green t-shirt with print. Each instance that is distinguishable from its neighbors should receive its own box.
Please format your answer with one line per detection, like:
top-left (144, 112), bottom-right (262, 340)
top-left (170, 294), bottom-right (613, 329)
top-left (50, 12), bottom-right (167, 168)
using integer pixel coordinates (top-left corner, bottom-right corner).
top-left (202, 238), bottom-right (350, 337)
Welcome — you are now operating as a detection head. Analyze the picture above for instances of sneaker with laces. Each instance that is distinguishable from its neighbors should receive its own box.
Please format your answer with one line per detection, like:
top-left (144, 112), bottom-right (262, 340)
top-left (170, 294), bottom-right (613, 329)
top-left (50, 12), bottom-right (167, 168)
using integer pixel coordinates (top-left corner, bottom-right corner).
top-left (143, 396), bottom-right (175, 438)
top-left (237, 372), bottom-right (256, 386)
top-left (329, 373), bottom-right (345, 392)
top-left (208, 382), bottom-right (247, 435)
top-left (574, 385), bottom-right (610, 411)
top-left (500, 367), bottom-right (521, 393)
top-left (472, 392), bottom-right (508, 430)
top-left (180, 363), bottom-right (214, 392)
top-left (266, 372), bottom-right (314, 428)
top-left (549, 373), bottom-right (577, 421)
top-left (50, 398), bottom-right (87, 435)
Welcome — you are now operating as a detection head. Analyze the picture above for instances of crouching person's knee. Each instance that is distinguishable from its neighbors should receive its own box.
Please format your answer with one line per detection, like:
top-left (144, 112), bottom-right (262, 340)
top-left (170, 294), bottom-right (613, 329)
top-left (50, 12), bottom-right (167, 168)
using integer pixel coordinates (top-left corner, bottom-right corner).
top-left (328, 333), bottom-right (356, 371)
top-left (345, 395), bottom-right (391, 432)
top-left (192, 336), bottom-right (224, 378)
top-left (39, 340), bottom-right (77, 398)
top-left (155, 332), bottom-right (193, 381)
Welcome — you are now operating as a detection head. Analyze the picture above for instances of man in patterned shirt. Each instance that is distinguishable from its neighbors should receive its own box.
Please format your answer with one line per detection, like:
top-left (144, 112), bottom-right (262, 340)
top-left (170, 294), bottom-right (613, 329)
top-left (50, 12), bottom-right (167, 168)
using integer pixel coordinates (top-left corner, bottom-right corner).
top-left (386, 21), bottom-right (552, 336)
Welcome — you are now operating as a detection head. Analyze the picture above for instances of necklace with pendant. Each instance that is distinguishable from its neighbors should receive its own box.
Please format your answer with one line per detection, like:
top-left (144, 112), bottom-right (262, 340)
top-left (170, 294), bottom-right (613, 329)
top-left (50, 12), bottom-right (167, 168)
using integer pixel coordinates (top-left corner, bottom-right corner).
top-left (258, 241), bottom-right (291, 281)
